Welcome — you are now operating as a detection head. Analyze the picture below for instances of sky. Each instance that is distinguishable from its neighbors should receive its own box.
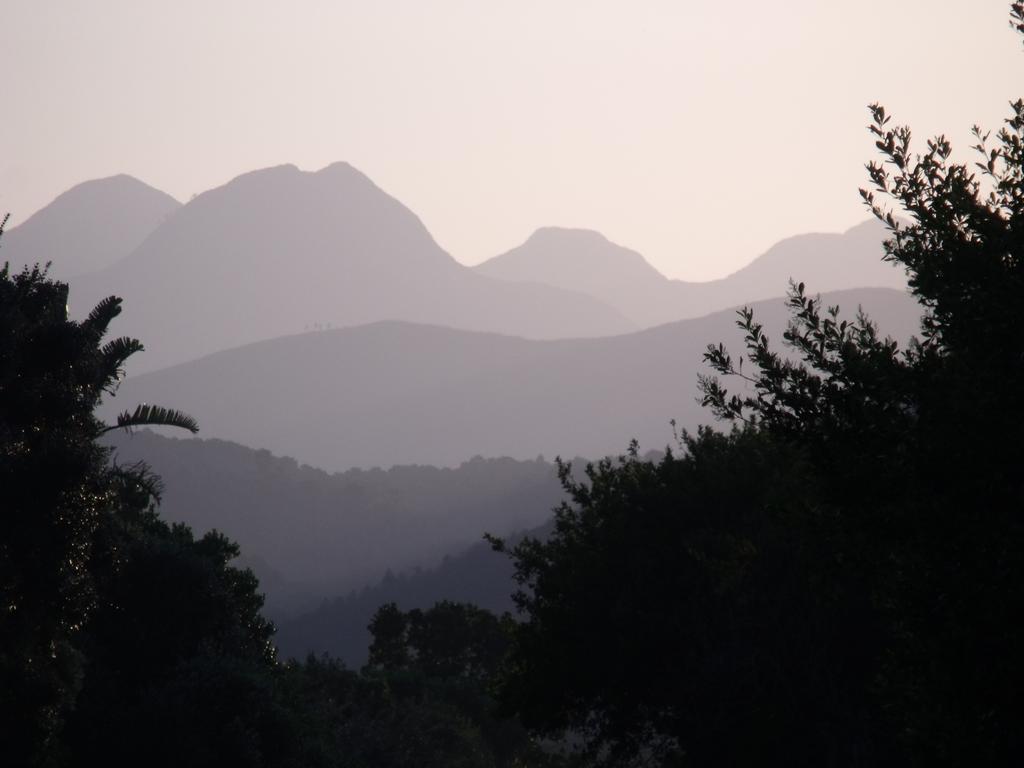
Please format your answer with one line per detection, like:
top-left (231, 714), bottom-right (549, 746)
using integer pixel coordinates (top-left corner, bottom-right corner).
top-left (2, 1), bottom-right (1021, 281)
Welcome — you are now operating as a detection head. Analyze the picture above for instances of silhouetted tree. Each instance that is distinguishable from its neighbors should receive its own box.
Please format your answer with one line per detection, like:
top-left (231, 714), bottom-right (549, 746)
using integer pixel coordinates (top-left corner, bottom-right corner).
top-left (62, 499), bottom-right (281, 767)
top-left (0, 229), bottom-right (197, 764)
top-left (367, 600), bottom-right (513, 681)
top-left (363, 601), bottom-right (549, 767)
top-left (492, 6), bottom-right (1024, 765)
top-left (491, 431), bottom-right (858, 765)
top-left (275, 653), bottom-right (502, 768)
top-left (700, 26), bottom-right (1024, 760)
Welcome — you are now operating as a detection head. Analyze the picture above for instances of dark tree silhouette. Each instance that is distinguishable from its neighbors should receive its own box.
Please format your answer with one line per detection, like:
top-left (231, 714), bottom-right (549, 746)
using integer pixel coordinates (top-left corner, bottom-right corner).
top-left (0, 228), bottom-right (198, 764)
top-left (492, 6), bottom-right (1024, 765)
top-left (61, 503), bottom-right (281, 768)
top-left (363, 601), bottom-right (546, 767)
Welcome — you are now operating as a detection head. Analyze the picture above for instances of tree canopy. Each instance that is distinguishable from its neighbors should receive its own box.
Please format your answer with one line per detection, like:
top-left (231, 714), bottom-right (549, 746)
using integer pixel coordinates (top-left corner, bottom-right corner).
top-left (0, 235), bottom-right (201, 764)
top-left (491, 6), bottom-right (1024, 765)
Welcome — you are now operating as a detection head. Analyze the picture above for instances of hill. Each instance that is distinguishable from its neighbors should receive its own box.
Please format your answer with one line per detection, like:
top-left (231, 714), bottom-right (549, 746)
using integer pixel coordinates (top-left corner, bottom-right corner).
top-left (273, 527), bottom-right (538, 665)
top-left (69, 163), bottom-right (633, 372)
top-left (1, 175), bottom-right (180, 279)
top-left (102, 287), bottom-right (921, 472)
top-left (104, 430), bottom-right (563, 618)
top-left (475, 220), bottom-right (906, 326)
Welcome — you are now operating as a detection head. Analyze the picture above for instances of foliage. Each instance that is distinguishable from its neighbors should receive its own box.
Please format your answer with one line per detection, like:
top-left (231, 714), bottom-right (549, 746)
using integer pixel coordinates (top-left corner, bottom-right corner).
top-left (362, 601), bottom-right (550, 767)
top-left (275, 655), bottom-right (497, 768)
top-left (367, 600), bottom-right (513, 681)
top-left (0, 243), bottom-right (254, 764)
top-left (700, 35), bottom-right (1024, 764)
top-left (493, 6), bottom-right (1024, 765)
top-left (491, 431), bottom-right (878, 765)
top-left (61, 501), bottom-right (279, 767)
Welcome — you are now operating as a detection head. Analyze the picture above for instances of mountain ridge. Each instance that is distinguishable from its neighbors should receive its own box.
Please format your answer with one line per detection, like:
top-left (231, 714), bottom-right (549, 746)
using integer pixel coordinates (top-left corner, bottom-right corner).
top-left (68, 162), bottom-right (635, 372)
top-left (101, 286), bottom-right (921, 472)
top-left (476, 219), bottom-right (906, 326)
top-left (104, 429), bottom-right (563, 619)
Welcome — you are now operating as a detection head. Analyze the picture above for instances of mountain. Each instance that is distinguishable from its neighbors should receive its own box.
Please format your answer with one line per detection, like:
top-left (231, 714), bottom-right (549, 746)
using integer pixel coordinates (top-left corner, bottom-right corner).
top-left (104, 430), bottom-right (563, 618)
top-left (101, 287), bottom-right (921, 473)
top-left (1, 175), bottom-right (180, 279)
top-left (474, 220), bottom-right (907, 326)
top-left (69, 163), bottom-right (634, 372)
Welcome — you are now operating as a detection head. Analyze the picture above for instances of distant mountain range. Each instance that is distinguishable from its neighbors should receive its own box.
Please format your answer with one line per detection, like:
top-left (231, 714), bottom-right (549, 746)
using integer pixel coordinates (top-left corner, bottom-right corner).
top-left (1, 175), bottom-right (180, 279)
top-left (67, 163), bottom-right (634, 371)
top-left (11, 163), bottom-right (910, 374)
top-left (475, 222), bottom-right (907, 326)
top-left (101, 287), bottom-right (922, 472)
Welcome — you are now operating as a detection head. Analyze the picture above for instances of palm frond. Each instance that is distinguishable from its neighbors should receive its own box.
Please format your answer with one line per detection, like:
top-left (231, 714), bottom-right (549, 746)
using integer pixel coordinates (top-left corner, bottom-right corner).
top-left (83, 295), bottom-right (123, 341)
top-left (98, 336), bottom-right (146, 393)
top-left (99, 403), bottom-right (199, 435)
top-left (102, 336), bottom-right (144, 362)
top-left (101, 335), bottom-right (145, 371)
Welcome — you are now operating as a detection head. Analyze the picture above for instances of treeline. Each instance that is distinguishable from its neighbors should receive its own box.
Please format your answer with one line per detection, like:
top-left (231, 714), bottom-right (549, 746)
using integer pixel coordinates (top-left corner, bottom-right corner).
top-left (275, 522), bottom-right (546, 665)
top-left (103, 429), bottom-right (562, 618)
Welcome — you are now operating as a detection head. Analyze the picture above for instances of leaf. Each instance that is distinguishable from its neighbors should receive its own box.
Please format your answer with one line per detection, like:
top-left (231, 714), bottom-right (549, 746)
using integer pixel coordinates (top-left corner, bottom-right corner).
top-left (101, 336), bottom-right (145, 367)
top-left (99, 403), bottom-right (199, 435)
top-left (83, 295), bottom-right (123, 341)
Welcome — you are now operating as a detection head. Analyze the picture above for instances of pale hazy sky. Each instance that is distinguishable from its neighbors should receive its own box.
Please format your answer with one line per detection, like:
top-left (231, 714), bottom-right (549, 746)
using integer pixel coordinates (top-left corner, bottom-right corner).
top-left (2, 1), bottom-right (1021, 280)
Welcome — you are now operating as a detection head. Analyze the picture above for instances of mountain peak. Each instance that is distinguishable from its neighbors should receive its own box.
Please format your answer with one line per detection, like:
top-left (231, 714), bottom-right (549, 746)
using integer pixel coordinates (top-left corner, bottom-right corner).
top-left (1, 174), bottom-right (180, 278)
top-left (205, 162), bottom-right (385, 204)
top-left (474, 227), bottom-right (670, 325)
top-left (67, 162), bottom-right (633, 372)
top-left (39, 173), bottom-right (179, 212)
top-left (316, 160), bottom-right (362, 177)
top-left (526, 226), bottom-right (613, 245)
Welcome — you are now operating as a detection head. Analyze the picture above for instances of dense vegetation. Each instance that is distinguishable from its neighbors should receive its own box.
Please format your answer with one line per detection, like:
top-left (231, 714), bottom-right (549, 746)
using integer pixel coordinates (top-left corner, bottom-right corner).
top-left (5, 7), bottom-right (1024, 765)
top-left (488, 10), bottom-right (1024, 764)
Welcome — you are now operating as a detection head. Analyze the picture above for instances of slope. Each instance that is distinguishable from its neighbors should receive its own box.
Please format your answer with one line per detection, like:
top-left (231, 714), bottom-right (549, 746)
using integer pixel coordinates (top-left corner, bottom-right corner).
top-left (1, 175), bottom-right (180, 279)
top-left (101, 287), bottom-right (921, 472)
top-left (104, 430), bottom-right (563, 618)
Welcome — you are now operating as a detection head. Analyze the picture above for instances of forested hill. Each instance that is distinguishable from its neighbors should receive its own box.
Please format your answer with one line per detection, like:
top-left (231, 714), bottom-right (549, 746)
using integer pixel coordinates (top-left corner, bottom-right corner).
top-left (105, 430), bottom-right (565, 618)
top-left (274, 524), bottom-right (545, 665)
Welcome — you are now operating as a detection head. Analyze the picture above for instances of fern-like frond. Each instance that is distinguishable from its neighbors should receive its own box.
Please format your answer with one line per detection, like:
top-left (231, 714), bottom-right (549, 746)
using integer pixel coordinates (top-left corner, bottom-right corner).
top-left (83, 295), bottom-right (123, 341)
top-left (98, 336), bottom-right (146, 393)
top-left (101, 336), bottom-right (145, 370)
top-left (99, 403), bottom-right (199, 435)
